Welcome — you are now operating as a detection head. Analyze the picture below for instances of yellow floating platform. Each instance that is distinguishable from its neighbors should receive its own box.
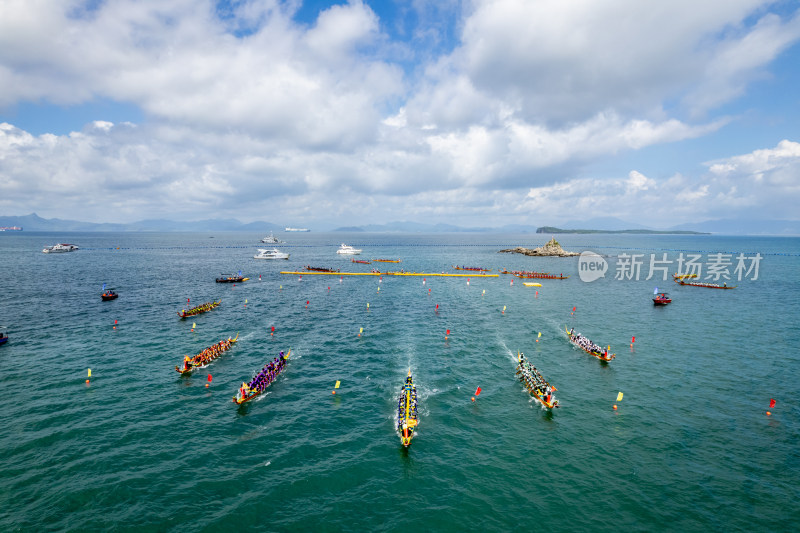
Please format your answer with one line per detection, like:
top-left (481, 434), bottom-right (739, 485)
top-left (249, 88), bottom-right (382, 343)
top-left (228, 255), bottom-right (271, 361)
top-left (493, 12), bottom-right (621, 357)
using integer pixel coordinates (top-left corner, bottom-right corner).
top-left (523, 282), bottom-right (542, 287)
top-left (280, 271), bottom-right (498, 278)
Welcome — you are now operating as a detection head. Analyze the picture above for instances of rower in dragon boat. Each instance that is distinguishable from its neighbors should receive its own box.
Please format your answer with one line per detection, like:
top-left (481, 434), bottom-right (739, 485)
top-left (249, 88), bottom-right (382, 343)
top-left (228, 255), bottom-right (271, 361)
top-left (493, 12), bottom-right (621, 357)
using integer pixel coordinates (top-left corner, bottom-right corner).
top-left (566, 326), bottom-right (615, 362)
top-left (175, 334), bottom-right (238, 373)
top-left (516, 352), bottom-right (559, 408)
top-left (397, 370), bottom-right (419, 447)
top-left (233, 350), bottom-right (291, 405)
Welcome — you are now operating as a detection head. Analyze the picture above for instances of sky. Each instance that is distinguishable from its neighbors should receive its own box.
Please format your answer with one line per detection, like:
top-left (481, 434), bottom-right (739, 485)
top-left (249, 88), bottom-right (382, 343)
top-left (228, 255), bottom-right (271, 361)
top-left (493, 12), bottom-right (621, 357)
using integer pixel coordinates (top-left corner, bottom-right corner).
top-left (1, 0), bottom-right (799, 229)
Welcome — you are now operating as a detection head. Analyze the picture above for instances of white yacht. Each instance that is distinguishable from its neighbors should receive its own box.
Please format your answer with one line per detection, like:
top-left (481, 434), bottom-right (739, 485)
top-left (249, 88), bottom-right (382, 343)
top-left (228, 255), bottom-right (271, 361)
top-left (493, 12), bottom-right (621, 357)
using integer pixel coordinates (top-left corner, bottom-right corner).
top-left (254, 248), bottom-right (290, 260)
top-left (42, 243), bottom-right (79, 253)
top-left (336, 243), bottom-right (362, 255)
top-left (260, 232), bottom-right (284, 244)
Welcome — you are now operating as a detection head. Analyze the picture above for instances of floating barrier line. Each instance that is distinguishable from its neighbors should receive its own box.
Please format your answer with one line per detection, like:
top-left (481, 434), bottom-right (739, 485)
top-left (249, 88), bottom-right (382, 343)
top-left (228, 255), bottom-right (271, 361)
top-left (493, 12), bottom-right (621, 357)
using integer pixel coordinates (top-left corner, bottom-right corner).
top-left (573, 245), bottom-right (799, 256)
top-left (280, 271), bottom-right (498, 277)
top-left (74, 243), bottom-right (800, 256)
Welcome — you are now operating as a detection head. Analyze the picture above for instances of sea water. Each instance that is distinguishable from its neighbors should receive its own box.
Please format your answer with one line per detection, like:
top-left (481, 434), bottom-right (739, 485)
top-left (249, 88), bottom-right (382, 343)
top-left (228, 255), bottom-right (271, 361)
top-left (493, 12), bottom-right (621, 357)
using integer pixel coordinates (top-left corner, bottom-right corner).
top-left (0, 232), bottom-right (798, 532)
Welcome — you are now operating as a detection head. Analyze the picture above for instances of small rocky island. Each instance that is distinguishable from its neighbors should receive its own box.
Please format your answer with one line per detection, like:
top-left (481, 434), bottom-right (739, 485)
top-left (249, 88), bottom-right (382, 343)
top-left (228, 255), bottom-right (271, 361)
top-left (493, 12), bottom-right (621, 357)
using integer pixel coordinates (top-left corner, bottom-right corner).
top-left (499, 237), bottom-right (579, 257)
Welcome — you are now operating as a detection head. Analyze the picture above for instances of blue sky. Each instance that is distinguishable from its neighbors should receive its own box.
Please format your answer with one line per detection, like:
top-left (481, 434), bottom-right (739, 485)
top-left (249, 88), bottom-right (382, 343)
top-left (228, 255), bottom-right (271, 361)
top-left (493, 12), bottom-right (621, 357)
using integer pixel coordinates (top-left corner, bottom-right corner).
top-left (1, 0), bottom-right (799, 229)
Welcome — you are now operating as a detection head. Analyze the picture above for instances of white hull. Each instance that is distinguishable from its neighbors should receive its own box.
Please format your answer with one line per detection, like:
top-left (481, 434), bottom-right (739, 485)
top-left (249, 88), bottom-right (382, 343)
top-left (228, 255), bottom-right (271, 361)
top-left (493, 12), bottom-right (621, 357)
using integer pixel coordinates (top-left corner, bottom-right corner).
top-left (260, 232), bottom-right (284, 244)
top-left (336, 244), bottom-right (362, 255)
top-left (43, 243), bottom-right (79, 253)
top-left (254, 249), bottom-right (289, 259)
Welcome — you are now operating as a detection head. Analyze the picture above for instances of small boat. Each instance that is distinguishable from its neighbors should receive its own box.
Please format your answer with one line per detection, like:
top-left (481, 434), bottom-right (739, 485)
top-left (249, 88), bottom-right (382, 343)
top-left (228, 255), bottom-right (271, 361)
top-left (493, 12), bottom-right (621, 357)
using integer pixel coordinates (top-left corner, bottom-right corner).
top-left (233, 350), bottom-right (291, 404)
top-left (305, 265), bottom-right (340, 272)
top-left (0, 331), bottom-right (7, 346)
top-left (513, 270), bottom-right (569, 279)
top-left (453, 266), bottom-right (492, 272)
top-left (336, 243), bottom-right (362, 255)
top-left (254, 248), bottom-right (289, 260)
top-left (177, 301), bottom-right (221, 318)
top-left (216, 274), bottom-right (249, 283)
top-left (516, 352), bottom-right (558, 408)
top-left (260, 232), bottom-right (284, 244)
top-left (101, 289), bottom-right (119, 301)
top-left (565, 326), bottom-right (615, 362)
top-left (373, 259), bottom-right (401, 263)
top-left (42, 243), bottom-right (79, 253)
top-left (351, 258), bottom-right (371, 264)
top-left (522, 282), bottom-right (542, 287)
top-left (176, 334), bottom-right (238, 374)
top-left (396, 370), bottom-right (419, 447)
top-left (675, 280), bottom-right (735, 289)
top-left (653, 292), bottom-right (672, 305)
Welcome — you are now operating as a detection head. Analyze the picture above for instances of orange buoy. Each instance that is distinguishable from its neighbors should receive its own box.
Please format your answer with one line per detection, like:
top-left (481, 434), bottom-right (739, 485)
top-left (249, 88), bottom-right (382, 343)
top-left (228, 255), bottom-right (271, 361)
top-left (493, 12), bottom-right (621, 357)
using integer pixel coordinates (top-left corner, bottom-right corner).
top-left (766, 411), bottom-right (771, 416)
top-left (332, 390), bottom-right (336, 395)
top-left (613, 405), bottom-right (618, 410)
top-left (471, 397), bottom-right (475, 402)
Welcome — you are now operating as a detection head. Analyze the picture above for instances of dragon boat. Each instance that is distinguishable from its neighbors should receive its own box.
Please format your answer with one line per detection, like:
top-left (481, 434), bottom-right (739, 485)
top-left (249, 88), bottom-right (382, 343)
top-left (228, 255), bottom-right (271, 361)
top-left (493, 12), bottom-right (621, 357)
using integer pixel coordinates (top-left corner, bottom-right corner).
top-left (513, 271), bottom-right (569, 279)
top-left (175, 334), bottom-right (238, 374)
top-left (675, 280), bottom-right (735, 289)
top-left (516, 351), bottom-right (558, 408)
top-left (373, 259), bottom-right (401, 263)
top-left (177, 301), bottom-right (220, 318)
top-left (304, 265), bottom-right (340, 272)
top-left (232, 350), bottom-right (291, 405)
top-left (351, 258), bottom-right (371, 264)
top-left (216, 274), bottom-right (248, 283)
top-left (673, 273), bottom-right (699, 280)
top-left (453, 266), bottom-right (492, 272)
top-left (397, 370), bottom-right (419, 447)
top-left (565, 326), bottom-right (615, 362)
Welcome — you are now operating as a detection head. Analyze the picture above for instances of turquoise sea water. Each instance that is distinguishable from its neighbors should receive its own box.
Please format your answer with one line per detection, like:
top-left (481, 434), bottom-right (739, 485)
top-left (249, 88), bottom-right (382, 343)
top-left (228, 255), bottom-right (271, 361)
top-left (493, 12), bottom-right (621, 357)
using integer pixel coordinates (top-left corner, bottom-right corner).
top-left (0, 232), bottom-right (798, 532)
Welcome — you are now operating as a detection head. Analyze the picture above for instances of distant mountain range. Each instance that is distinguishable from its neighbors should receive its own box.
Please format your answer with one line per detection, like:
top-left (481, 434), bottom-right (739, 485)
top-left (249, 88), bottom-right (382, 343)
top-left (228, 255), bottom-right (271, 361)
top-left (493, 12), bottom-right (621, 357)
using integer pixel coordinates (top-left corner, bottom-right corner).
top-left (536, 226), bottom-right (709, 235)
top-left (0, 213), bottom-right (284, 232)
top-left (1, 213), bottom-right (798, 235)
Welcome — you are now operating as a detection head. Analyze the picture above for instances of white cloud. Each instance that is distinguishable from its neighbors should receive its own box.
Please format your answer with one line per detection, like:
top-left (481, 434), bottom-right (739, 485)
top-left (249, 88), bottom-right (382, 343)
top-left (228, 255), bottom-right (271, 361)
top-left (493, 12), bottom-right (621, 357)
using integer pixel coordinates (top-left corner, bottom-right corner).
top-left (0, 1), bottom-right (799, 226)
top-left (453, 0), bottom-right (800, 123)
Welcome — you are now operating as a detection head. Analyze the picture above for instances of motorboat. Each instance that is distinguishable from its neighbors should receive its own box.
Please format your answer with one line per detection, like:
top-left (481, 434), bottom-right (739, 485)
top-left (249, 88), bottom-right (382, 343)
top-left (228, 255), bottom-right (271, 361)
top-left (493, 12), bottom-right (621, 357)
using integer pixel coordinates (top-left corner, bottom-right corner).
top-left (254, 248), bottom-right (289, 260)
top-left (43, 243), bottom-right (79, 253)
top-left (260, 232), bottom-right (284, 244)
top-left (336, 243), bottom-right (362, 255)
top-left (101, 289), bottom-right (119, 301)
top-left (653, 293), bottom-right (672, 305)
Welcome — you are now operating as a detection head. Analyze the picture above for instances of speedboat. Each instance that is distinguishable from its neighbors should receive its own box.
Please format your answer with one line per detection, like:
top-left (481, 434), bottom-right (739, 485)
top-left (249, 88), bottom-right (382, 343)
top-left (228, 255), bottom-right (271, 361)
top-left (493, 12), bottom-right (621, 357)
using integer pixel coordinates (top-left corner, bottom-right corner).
top-left (101, 289), bottom-right (119, 301)
top-left (0, 332), bottom-right (7, 346)
top-left (43, 243), bottom-right (79, 253)
top-left (254, 248), bottom-right (289, 260)
top-left (260, 232), bottom-right (284, 244)
top-left (653, 293), bottom-right (672, 305)
top-left (336, 243), bottom-right (362, 255)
